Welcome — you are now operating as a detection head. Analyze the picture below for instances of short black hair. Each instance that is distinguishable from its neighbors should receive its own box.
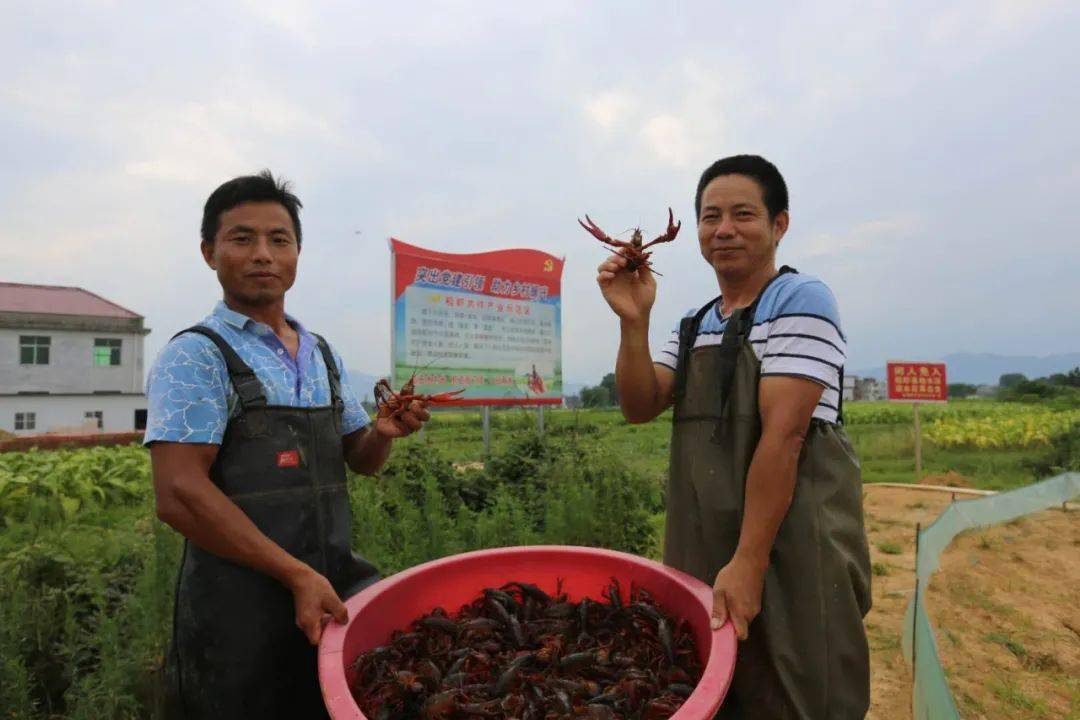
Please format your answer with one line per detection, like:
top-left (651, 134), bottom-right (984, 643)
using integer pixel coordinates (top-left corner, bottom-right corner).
top-left (694, 155), bottom-right (789, 220)
top-left (200, 170), bottom-right (303, 245)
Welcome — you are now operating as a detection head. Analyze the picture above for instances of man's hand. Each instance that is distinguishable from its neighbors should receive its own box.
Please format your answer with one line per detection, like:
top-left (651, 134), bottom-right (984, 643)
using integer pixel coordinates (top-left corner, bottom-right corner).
top-left (711, 554), bottom-right (768, 641)
top-left (597, 253), bottom-right (656, 323)
top-left (287, 565), bottom-right (348, 645)
top-left (373, 400), bottom-right (431, 439)
top-left (599, 252), bottom-right (674, 423)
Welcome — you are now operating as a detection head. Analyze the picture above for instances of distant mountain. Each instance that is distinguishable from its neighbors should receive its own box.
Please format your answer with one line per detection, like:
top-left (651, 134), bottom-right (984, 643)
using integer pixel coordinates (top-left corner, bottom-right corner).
top-left (345, 369), bottom-right (383, 402)
top-left (850, 353), bottom-right (1080, 386)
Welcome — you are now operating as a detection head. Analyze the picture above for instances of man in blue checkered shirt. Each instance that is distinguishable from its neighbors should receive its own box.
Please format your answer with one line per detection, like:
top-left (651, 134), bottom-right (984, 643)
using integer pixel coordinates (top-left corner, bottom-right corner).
top-left (145, 171), bottom-right (427, 719)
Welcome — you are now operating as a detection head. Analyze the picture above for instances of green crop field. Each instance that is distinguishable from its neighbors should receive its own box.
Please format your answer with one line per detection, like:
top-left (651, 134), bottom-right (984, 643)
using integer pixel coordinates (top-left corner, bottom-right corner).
top-left (1, 400), bottom-right (1076, 718)
top-left (425, 399), bottom-right (1076, 491)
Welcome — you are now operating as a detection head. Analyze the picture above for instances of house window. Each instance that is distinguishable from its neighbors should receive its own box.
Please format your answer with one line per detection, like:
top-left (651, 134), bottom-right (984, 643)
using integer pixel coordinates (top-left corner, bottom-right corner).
top-left (94, 338), bottom-right (122, 366)
top-left (14, 412), bottom-right (36, 430)
top-left (19, 336), bottom-right (50, 365)
top-left (85, 411), bottom-right (103, 430)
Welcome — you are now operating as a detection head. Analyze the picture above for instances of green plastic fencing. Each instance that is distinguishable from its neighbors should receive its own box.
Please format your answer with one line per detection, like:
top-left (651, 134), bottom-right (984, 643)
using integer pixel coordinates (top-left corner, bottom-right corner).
top-left (900, 472), bottom-right (1079, 719)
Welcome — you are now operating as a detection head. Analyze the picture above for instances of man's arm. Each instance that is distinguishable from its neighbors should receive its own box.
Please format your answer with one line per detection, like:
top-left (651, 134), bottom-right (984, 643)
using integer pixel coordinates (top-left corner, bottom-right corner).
top-left (615, 318), bottom-right (675, 422)
top-left (597, 252), bottom-right (675, 422)
top-left (710, 375), bottom-right (824, 639)
top-left (151, 442), bottom-right (347, 644)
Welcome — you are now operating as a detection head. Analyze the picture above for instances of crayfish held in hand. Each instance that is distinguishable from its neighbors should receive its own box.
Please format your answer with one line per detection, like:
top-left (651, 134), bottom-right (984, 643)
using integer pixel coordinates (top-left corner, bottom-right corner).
top-left (374, 369), bottom-right (465, 420)
top-left (348, 578), bottom-right (702, 720)
top-left (578, 208), bottom-right (681, 274)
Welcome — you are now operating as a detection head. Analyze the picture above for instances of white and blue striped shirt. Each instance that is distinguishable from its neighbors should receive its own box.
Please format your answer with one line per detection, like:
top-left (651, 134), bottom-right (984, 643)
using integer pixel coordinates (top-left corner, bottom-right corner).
top-left (653, 272), bottom-right (846, 423)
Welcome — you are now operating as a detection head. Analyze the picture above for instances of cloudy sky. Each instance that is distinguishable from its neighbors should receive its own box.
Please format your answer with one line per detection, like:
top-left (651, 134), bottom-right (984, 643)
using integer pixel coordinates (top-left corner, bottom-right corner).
top-left (3, 0), bottom-right (1078, 384)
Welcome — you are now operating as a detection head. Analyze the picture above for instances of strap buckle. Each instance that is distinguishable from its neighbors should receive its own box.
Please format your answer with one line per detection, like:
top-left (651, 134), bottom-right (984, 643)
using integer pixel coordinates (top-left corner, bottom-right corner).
top-left (232, 371), bottom-right (268, 408)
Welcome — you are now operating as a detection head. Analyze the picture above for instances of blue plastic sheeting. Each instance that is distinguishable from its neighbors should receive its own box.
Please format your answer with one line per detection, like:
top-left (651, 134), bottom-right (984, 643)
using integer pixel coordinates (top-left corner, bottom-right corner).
top-left (900, 472), bottom-right (1078, 720)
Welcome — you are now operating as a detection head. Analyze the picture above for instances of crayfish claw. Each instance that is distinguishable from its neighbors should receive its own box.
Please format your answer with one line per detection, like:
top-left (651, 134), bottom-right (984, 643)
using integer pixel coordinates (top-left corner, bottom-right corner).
top-left (426, 388), bottom-right (466, 403)
top-left (579, 214), bottom-right (629, 250)
top-left (578, 215), bottom-right (607, 242)
top-left (644, 207), bottom-right (681, 248)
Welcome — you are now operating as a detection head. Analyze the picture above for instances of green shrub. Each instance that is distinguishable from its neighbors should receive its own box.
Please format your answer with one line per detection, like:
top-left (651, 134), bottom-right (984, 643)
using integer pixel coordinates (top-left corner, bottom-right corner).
top-left (0, 446), bottom-right (149, 529)
top-left (0, 513), bottom-right (179, 719)
top-left (21, 407), bottom-right (1027, 717)
top-left (349, 426), bottom-right (661, 575)
top-left (876, 541), bottom-right (903, 555)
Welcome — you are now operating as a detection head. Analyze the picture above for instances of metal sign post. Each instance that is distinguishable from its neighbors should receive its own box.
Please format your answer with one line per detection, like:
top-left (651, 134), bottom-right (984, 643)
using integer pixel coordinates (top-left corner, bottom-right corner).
top-left (913, 402), bottom-right (922, 481)
top-left (482, 405), bottom-right (491, 457)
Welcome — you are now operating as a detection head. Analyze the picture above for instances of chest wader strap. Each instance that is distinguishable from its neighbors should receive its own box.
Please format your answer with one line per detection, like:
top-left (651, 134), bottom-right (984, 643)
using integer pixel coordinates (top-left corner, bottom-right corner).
top-left (716, 306), bottom-right (756, 419)
top-left (311, 333), bottom-right (344, 433)
top-left (172, 326), bottom-right (270, 435)
top-left (837, 366), bottom-right (845, 425)
top-left (674, 296), bottom-right (721, 404)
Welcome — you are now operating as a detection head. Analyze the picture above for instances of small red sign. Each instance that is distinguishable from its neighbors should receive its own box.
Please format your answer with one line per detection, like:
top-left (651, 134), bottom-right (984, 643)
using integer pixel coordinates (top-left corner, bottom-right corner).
top-left (887, 361), bottom-right (947, 403)
top-left (277, 450), bottom-right (300, 468)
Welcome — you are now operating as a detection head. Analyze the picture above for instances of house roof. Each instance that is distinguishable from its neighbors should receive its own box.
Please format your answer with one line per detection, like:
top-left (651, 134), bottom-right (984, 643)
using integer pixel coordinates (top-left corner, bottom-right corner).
top-left (0, 282), bottom-right (142, 319)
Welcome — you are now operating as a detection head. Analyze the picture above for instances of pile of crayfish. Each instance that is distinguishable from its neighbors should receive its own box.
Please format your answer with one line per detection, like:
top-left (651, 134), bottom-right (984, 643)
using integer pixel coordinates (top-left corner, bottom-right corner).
top-left (348, 579), bottom-right (702, 720)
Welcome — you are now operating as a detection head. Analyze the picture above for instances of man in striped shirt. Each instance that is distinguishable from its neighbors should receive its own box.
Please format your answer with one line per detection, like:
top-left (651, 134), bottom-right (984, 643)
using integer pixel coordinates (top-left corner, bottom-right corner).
top-left (652, 270), bottom-right (847, 425)
top-left (597, 155), bottom-right (870, 718)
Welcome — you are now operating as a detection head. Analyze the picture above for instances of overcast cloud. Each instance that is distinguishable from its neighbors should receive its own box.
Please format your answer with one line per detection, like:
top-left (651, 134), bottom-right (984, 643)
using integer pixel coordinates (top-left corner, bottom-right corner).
top-left (2, 0), bottom-right (1078, 383)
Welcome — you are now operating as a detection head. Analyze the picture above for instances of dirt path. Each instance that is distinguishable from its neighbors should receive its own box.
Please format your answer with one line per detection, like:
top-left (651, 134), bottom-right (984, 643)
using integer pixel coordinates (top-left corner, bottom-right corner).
top-left (929, 507), bottom-right (1079, 718)
top-left (862, 482), bottom-right (1079, 719)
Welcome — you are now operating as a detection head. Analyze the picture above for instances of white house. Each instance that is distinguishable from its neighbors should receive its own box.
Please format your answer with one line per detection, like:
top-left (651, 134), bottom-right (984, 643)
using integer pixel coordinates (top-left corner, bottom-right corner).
top-left (855, 376), bottom-right (886, 402)
top-left (842, 373), bottom-right (856, 403)
top-left (842, 375), bottom-right (887, 403)
top-left (0, 282), bottom-right (150, 435)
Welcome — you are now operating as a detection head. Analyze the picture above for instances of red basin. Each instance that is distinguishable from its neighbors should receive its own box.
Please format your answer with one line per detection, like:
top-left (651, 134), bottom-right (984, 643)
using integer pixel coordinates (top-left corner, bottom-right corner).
top-left (319, 545), bottom-right (737, 719)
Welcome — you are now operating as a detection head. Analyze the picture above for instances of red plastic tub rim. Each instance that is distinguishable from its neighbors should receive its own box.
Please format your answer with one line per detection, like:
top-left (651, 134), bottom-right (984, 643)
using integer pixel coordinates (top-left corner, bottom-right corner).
top-left (319, 545), bottom-right (736, 720)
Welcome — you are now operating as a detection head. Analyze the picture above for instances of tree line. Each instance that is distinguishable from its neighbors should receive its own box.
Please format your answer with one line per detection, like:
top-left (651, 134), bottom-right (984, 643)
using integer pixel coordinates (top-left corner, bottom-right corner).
top-left (579, 368), bottom-right (1080, 405)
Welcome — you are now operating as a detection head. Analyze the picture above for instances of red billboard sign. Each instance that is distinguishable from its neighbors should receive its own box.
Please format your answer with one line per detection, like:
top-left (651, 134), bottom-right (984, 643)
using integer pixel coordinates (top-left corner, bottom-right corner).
top-left (887, 361), bottom-right (947, 403)
top-left (389, 239), bottom-right (565, 406)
